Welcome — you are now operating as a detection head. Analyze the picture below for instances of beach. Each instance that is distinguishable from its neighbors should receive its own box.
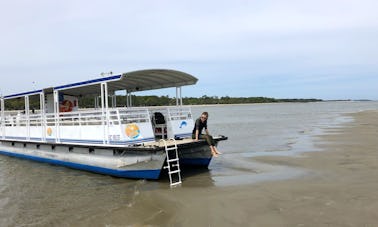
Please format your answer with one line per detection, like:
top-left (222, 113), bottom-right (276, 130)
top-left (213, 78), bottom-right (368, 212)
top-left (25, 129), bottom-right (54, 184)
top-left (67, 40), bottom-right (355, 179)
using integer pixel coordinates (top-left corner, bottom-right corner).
top-left (134, 109), bottom-right (378, 226)
top-left (236, 110), bottom-right (378, 226)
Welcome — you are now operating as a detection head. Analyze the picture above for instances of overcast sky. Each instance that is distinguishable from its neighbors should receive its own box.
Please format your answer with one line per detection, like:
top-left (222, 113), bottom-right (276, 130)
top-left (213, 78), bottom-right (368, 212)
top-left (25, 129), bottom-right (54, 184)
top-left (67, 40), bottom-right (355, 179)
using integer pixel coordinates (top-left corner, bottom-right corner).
top-left (0, 0), bottom-right (377, 100)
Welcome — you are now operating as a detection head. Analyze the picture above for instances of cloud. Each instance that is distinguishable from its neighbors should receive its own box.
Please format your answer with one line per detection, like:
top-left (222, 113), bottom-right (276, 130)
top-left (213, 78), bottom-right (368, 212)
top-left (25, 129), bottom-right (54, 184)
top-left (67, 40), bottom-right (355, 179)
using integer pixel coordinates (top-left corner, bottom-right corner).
top-left (0, 0), bottom-right (377, 99)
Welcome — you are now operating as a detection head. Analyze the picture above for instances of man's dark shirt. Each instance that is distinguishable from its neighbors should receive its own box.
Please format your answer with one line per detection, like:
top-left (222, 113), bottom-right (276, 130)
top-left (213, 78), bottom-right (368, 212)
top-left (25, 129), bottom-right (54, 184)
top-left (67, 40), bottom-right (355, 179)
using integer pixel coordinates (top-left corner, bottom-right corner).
top-left (192, 118), bottom-right (207, 135)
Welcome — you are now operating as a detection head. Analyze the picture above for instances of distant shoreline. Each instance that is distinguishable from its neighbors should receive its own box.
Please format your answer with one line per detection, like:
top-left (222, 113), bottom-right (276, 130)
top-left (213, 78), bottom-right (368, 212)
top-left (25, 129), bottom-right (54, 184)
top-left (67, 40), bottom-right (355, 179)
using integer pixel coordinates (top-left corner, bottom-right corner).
top-left (3, 94), bottom-right (375, 110)
top-left (185, 99), bottom-right (377, 106)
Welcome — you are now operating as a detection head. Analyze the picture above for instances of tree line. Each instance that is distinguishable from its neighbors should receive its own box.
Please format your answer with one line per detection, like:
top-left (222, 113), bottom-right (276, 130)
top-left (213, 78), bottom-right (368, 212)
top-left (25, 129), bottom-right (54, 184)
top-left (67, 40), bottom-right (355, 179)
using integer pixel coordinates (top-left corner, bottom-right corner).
top-left (1, 95), bottom-right (322, 110)
top-left (79, 95), bottom-right (321, 107)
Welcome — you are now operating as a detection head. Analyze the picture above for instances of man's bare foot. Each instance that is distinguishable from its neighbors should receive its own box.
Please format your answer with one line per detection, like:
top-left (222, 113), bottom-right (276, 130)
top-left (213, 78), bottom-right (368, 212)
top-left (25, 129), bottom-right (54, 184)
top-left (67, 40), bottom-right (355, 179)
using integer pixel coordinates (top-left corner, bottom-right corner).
top-left (213, 147), bottom-right (222, 155)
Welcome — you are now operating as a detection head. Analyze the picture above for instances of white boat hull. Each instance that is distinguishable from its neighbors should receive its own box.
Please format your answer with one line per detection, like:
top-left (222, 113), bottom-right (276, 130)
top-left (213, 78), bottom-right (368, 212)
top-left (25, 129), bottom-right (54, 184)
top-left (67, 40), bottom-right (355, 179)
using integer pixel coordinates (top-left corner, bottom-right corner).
top-left (0, 141), bottom-right (166, 179)
top-left (0, 136), bottom-right (227, 179)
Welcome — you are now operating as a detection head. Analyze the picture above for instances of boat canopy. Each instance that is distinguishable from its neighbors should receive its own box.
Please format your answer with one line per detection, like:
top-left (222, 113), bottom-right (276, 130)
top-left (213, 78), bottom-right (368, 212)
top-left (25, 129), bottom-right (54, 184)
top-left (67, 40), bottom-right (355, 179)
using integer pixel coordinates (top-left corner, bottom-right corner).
top-left (1, 68), bottom-right (197, 111)
top-left (53, 69), bottom-right (198, 96)
top-left (2, 69), bottom-right (197, 99)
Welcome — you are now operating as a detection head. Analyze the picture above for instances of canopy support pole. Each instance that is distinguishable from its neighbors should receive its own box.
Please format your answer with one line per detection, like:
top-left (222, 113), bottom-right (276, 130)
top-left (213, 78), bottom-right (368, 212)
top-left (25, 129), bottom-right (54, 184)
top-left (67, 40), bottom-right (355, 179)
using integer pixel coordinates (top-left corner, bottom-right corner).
top-left (25, 95), bottom-right (30, 140)
top-left (53, 90), bottom-right (60, 143)
top-left (126, 92), bottom-right (129, 107)
top-left (1, 97), bottom-right (4, 139)
top-left (40, 92), bottom-right (46, 142)
top-left (111, 95), bottom-right (117, 108)
top-left (180, 87), bottom-right (183, 106)
top-left (101, 82), bottom-right (109, 144)
top-left (126, 91), bottom-right (132, 108)
top-left (95, 96), bottom-right (99, 109)
top-left (176, 87), bottom-right (182, 106)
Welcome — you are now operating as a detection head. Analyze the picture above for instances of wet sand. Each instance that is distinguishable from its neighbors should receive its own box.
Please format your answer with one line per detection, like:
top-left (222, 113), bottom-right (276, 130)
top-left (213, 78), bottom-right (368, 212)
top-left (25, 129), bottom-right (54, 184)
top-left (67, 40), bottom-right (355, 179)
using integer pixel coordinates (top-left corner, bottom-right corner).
top-left (243, 110), bottom-right (378, 226)
top-left (120, 110), bottom-right (378, 227)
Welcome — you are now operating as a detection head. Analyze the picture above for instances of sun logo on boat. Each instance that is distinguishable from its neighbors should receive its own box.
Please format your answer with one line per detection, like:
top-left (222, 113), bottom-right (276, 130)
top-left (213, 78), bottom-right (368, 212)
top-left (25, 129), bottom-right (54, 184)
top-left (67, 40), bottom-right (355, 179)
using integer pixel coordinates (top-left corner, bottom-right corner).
top-left (125, 123), bottom-right (140, 139)
top-left (46, 127), bottom-right (53, 136)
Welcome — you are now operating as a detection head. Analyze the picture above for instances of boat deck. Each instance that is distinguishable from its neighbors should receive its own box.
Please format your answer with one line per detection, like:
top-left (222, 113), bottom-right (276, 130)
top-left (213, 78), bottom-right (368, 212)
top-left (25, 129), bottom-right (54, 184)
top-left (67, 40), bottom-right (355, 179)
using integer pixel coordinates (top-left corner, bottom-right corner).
top-left (0, 136), bottom-right (228, 152)
top-left (145, 138), bottom-right (194, 147)
top-left (143, 135), bottom-right (227, 149)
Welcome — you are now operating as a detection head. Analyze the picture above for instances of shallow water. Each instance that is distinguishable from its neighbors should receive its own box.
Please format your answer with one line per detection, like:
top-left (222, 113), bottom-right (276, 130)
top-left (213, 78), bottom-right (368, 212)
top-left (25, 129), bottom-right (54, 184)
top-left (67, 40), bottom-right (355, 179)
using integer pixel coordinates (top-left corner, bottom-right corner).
top-left (1, 101), bottom-right (378, 226)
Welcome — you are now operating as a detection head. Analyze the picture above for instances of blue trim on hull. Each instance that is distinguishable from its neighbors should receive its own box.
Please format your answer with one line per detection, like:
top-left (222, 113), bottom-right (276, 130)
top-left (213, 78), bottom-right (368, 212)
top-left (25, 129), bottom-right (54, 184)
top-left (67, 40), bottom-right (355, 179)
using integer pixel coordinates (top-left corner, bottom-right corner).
top-left (0, 150), bottom-right (161, 179)
top-left (180, 158), bottom-right (212, 167)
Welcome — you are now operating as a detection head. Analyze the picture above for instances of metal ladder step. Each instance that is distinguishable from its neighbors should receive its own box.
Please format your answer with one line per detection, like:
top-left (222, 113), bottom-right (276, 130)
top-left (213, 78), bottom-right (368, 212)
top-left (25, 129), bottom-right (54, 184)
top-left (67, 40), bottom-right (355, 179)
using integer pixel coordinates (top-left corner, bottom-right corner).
top-left (166, 147), bottom-right (177, 151)
top-left (169, 170), bottom-right (180, 174)
top-left (170, 181), bottom-right (182, 187)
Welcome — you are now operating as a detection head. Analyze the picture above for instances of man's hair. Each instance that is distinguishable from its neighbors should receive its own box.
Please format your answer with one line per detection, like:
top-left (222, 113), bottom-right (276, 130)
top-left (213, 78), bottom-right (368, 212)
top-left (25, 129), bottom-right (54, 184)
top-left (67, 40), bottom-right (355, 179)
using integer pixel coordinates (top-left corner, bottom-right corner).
top-left (202, 112), bottom-right (209, 117)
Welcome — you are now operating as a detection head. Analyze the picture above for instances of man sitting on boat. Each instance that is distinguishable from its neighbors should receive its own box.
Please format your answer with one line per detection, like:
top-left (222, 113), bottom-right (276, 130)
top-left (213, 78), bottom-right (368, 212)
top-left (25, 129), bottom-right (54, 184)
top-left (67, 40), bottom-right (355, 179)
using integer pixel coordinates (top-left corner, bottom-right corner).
top-left (192, 112), bottom-right (222, 157)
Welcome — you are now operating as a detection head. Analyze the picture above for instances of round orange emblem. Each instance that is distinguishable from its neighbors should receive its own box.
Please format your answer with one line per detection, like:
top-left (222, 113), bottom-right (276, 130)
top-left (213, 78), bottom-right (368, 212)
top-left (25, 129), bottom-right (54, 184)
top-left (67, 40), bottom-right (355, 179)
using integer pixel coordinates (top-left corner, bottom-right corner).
top-left (125, 124), bottom-right (140, 139)
top-left (47, 127), bottom-right (53, 136)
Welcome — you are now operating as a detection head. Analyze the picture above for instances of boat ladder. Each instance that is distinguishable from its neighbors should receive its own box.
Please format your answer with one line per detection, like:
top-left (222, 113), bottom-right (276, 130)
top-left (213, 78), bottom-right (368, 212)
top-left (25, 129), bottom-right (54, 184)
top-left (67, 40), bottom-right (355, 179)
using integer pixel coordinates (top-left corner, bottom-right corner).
top-left (160, 138), bottom-right (182, 187)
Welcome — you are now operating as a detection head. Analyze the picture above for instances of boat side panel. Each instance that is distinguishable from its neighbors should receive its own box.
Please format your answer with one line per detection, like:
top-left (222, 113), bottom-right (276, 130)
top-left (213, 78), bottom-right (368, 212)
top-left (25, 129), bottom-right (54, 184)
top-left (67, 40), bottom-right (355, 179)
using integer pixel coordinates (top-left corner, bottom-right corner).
top-left (178, 144), bottom-right (213, 167)
top-left (3, 125), bottom-right (155, 145)
top-left (180, 157), bottom-right (211, 167)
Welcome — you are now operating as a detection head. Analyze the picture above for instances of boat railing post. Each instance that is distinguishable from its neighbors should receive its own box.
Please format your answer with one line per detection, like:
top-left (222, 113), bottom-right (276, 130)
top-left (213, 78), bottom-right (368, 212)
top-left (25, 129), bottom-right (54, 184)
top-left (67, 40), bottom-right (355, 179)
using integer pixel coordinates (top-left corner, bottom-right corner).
top-left (116, 108), bottom-right (122, 135)
top-left (100, 83), bottom-right (105, 144)
top-left (25, 95), bottom-right (30, 141)
top-left (1, 97), bottom-right (4, 139)
top-left (166, 107), bottom-right (173, 139)
top-left (53, 90), bottom-right (60, 143)
top-left (105, 83), bottom-right (110, 144)
top-left (40, 92), bottom-right (46, 142)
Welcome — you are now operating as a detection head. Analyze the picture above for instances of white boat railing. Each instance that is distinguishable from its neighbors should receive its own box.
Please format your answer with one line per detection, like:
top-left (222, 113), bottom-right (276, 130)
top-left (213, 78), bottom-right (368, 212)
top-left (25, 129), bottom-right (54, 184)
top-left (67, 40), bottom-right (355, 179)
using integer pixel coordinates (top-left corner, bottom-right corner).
top-left (167, 107), bottom-right (192, 121)
top-left (0, 107), bottom-right (154, 145)
top-left (149, 107), bottom-right (194, 139)
top-left (0, 106), bottom-right (194, 144)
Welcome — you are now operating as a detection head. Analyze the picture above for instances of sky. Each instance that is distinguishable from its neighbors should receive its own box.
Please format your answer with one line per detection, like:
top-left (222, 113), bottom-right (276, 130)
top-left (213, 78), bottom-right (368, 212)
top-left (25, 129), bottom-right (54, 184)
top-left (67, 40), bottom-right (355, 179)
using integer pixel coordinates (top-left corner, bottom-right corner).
top-left (0, 0), bottom-right (377, 100)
